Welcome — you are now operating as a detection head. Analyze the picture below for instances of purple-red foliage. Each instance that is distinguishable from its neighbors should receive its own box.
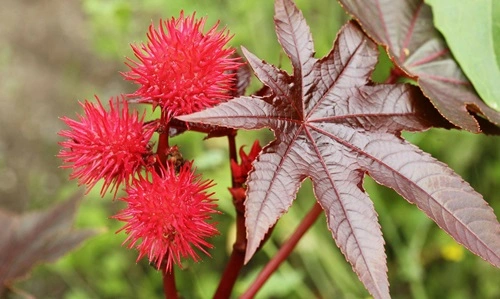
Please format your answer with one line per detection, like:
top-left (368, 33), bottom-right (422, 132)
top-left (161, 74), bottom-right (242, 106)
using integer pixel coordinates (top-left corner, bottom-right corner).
top-left (179, 0), bottom-right (500, 297)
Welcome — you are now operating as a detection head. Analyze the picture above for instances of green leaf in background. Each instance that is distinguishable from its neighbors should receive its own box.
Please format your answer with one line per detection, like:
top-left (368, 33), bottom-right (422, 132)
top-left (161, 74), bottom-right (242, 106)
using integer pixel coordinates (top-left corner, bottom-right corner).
top-left (494, 1), bottom-right (500, 67)
top-left (426, 0), bottom-right (500, 111)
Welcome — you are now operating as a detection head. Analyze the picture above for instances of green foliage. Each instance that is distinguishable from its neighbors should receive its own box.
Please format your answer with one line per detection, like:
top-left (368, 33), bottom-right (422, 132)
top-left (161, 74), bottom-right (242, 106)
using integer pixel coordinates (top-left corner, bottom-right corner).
top-left (21, 0), bottom-right (499, 298)
top-left (493, 1), bottom-right (500, 67)
top-left (425, 0), bottom-right (500, 111)
top-left (82, 0), bottom-right (134, 57)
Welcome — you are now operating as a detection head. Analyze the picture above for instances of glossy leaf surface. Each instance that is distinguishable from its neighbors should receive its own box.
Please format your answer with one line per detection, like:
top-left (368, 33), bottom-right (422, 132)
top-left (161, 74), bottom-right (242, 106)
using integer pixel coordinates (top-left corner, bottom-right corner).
top-left (338, 0), bottom-right (500, 132)
top-left (180, 0), bottom-right (500, 297)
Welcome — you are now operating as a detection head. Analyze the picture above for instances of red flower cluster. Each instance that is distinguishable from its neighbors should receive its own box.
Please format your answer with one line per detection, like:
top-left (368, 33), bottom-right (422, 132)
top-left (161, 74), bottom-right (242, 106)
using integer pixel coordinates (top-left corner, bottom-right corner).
top-left (231, 140), bottom-right (262, 185)
top-left (59, 12), bottom-right (240, 271)
top-left (58, 97), bottom-right (155, 196)
top-left (114, 162), bottom-right (218, 271)
top-left (229, 141), bottom-right (262, 203)
top-left (123, 12), bottom-right (242, 118)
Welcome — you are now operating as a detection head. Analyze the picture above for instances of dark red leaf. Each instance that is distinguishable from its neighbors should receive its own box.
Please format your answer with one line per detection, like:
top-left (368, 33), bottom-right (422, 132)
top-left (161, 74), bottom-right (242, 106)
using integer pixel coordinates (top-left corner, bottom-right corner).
top-left (338, 0), bottom-right (500, 133)
top-left (229, 54), bottom-right (252, 98)
top-left (0, 192), bottom-right (98, 294)
top-left (179, 0), bottom-right (500, 297)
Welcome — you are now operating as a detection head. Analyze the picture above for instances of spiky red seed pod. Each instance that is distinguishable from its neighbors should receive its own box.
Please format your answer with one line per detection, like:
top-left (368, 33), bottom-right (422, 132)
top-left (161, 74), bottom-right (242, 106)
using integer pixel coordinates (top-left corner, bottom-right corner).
top-left (58, 96), bottom-right (155, 196)
top-left (123, 12), bottom-right (242, 118)
top-left (114, 162), bottom-right (219, 271)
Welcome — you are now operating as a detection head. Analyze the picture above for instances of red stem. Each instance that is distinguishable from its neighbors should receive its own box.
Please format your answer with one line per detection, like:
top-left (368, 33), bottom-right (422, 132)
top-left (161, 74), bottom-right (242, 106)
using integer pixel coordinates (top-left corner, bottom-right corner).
top-left (386, 70), bottom-right (399, 84)
top-left (162, 269), bottom-right (179, 299)
top-left (227, 131), bottom-right (238, 187)
top-left (241, 202), bottom-right (323, 299)
top-left (385, 66), bottom-right (412, 84)
top-left (169, 118), bottom-right (234, 138)
top-left (214, 131), bottom-right (247, 299)
top-left (156, 116), bottom-right (178, 298)
top-left (156, 123), bottom-right (170, 167)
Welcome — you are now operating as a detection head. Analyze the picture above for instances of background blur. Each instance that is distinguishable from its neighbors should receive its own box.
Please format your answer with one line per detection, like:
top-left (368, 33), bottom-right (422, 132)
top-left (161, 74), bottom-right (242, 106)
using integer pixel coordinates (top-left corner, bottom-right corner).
top-left (1, 0), bottom-right (499, 298)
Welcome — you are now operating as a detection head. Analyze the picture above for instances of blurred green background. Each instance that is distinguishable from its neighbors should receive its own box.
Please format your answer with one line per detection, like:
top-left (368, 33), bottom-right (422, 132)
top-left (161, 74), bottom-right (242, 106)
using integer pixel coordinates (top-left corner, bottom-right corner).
top-left (1, 0), bottom-right (499, 298)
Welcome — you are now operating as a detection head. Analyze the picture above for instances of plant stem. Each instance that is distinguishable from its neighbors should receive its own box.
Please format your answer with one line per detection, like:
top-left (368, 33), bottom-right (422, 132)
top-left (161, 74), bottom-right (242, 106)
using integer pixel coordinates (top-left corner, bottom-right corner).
top-left (169, 118), bottom-right (234, 138)
top-left (227, 130), bottom-right (238, 187)
top-left (156, 123), bottom-right (170, 167)
top-left (162, 269), bottom-right (179, 299)
top-left (240, 202), bottom-right (323, 299)
top-left (385, 66), bottom-right (410, 84)
top-left (386, 69), bottom-right (400, 84)
top-left (213, 131), bottom-right (248, 299)
top-left (156, 118), bottom-right (178, 299)
top-left (214, 131), bottom-right (245, 297)
top-left (214, 221), bottom-right (247, 298)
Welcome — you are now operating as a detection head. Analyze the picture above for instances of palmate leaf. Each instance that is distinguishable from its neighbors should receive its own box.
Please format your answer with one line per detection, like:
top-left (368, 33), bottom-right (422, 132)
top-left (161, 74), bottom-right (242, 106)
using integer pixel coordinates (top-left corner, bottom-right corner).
top-left (0, 192), bottom-right (98, 295)
top-left (338, 0), bottom-right (500, 133)
top-left (179, 0), bottom-right (500, 297)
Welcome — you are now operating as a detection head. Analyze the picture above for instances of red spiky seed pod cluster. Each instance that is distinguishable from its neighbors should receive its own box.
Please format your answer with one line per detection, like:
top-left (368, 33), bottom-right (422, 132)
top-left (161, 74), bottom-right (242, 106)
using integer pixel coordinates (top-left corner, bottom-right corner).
top-left (58, 96), bottom-right (156, 196)
top-left (123, 12), bottom-right (242, 119)
top-left (58, 11), bottom-right (245, 270)
top-left (114, 162), bottom-right (218, 271)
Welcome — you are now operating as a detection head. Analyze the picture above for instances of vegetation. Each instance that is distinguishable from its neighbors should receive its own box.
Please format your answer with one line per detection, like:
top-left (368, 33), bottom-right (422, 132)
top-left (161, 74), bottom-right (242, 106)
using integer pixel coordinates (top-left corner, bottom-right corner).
top-left (2, 0), bottom-right (499, 298)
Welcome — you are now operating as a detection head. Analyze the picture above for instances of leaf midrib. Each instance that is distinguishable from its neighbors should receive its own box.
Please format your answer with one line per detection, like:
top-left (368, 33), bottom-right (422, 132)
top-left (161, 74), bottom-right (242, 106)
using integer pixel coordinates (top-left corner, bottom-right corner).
top-left (308, 123), bottom-right (497, 260)
top-left (304, 125), bottom-right (387, 298)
